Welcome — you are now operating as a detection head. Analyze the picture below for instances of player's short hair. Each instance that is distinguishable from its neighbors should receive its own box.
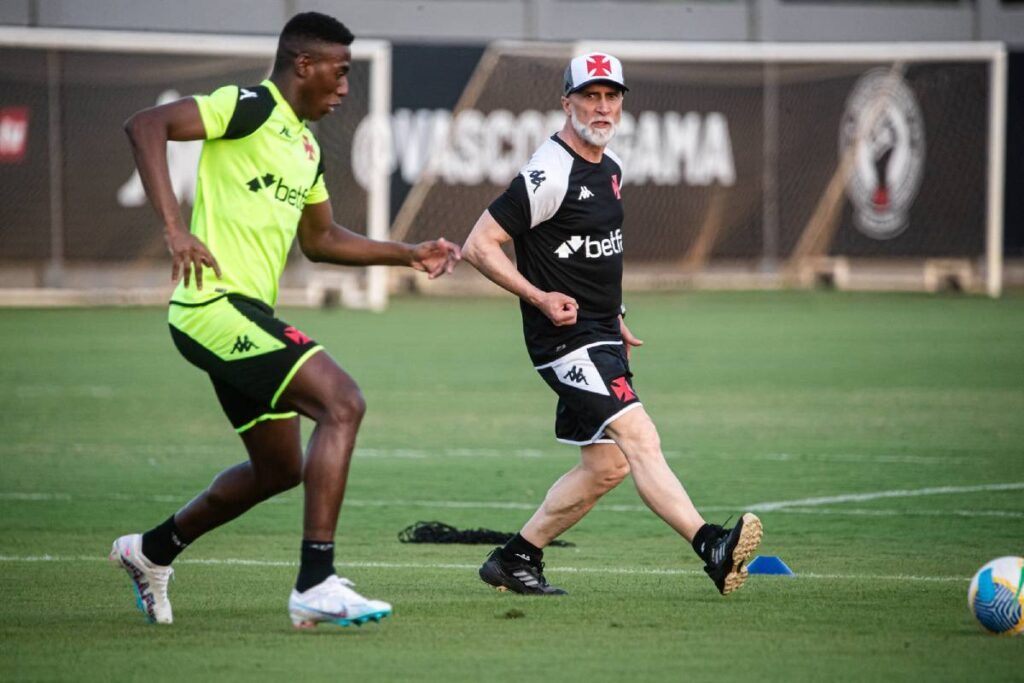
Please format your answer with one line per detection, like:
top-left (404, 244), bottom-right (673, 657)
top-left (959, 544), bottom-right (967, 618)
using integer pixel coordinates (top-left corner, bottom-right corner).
top-left (273, 12), bottom-right (354, 73)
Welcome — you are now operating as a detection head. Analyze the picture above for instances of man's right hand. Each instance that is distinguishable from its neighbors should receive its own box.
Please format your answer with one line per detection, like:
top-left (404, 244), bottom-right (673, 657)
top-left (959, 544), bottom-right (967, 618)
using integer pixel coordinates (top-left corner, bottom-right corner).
top-left (537, 291), bottom-right (578, 327)
top-left (166, 231), bottom-right (221, 291)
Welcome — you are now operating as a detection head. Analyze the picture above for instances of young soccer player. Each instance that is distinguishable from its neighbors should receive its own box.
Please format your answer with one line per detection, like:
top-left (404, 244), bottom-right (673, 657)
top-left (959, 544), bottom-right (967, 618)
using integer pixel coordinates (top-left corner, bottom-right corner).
top-left (111, 12), bottom-right (460, 628)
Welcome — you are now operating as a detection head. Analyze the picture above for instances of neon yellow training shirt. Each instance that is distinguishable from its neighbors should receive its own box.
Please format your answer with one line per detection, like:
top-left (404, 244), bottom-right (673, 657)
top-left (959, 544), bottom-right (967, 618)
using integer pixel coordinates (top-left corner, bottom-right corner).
top-left (171, 79), bottom-right (329, 307)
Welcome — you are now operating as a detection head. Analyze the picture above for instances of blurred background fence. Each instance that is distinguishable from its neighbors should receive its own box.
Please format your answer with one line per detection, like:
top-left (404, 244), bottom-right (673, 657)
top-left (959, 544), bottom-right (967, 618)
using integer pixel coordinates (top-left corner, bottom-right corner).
top-left (0, 1), bottom-right (1021, 305)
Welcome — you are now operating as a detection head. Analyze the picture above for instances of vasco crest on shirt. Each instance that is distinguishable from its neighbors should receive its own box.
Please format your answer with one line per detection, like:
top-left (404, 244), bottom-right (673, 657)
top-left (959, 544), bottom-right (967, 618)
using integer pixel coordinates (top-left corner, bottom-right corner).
top-left (839, 68), bottom-right (925, 240)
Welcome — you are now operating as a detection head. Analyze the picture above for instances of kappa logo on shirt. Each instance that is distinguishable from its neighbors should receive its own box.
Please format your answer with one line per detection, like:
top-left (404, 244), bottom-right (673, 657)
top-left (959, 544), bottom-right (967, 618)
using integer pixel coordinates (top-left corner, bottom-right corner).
top-left (578, 186), bottom-right (594, 200)
top-left (528, 169), bottom-right (546, 194)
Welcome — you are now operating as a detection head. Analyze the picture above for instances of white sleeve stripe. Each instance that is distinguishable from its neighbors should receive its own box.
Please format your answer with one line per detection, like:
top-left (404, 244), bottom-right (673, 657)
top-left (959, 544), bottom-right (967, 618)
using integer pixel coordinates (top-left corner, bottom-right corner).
top-left (521, 139), bottom-right (574, 229)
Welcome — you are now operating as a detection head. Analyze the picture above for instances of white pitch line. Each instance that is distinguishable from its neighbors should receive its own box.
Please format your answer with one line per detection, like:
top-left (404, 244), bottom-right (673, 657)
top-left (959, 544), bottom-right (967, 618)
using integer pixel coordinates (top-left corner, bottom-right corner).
top-left (0, 554), bottom-right (967, 583)
top-left (748, 482), bottom-right (1024, 512)
top-left (766, 506), bottom-right (1024, 519)
top-left (2, 488), bottom-right (1023, 519)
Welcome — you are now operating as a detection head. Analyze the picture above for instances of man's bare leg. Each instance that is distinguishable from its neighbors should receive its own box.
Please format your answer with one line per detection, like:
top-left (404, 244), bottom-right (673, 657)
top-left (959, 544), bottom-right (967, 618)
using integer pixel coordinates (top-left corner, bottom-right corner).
top-left (519, 442), bottom-right (630, 547)
top-left (277, 352), bottom-right (365, 543)
top-left (172, 417), bottom-right (304, 542)
top-left (604, 406), bottom-right (763, 595)
top-left (602, 406), bottom-right (705, 541)
top-left (479, 443), bottom-right (628, 595)
top-left (274, 351), bottom-right (391, 626)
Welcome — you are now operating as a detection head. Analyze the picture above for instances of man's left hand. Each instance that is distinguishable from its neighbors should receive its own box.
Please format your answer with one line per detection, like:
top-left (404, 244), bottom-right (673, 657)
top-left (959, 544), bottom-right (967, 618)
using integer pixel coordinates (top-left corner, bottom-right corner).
top-left (620, 316), bottom-right (644, 360)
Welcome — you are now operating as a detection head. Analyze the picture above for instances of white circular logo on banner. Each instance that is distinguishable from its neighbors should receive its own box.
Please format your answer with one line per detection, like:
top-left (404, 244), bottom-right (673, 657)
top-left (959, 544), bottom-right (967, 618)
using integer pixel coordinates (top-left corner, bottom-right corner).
top-left (839, 69), bottom-right (925, 240)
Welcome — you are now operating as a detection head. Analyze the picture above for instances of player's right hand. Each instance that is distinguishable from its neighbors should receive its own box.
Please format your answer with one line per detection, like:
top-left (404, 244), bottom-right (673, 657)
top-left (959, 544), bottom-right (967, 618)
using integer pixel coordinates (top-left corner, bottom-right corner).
top-left (166, 231), bottom-right (222, 291)
top-left (539, 291), bottom-right (578, 327)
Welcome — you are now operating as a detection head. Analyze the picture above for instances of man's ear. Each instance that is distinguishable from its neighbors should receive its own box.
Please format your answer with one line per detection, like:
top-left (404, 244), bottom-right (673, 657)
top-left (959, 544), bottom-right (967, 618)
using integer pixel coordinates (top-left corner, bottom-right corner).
top-left (294, 52), bottom-right (314, 79)
top-left (560, 95), bottom-right (571, 115)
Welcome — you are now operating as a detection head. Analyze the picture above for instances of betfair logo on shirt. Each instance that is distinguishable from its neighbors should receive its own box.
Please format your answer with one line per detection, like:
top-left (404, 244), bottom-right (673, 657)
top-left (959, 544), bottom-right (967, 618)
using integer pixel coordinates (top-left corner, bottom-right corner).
top-left (245, 172), bottom-right (309, 208)
top-left (554, 228), bottom-right (623, 259)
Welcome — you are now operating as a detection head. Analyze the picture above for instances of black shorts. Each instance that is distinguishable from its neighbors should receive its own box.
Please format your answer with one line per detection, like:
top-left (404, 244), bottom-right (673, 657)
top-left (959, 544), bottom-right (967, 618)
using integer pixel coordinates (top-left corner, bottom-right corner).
top-left (535, 341), bottom-right (642, 446)
top-left (167, 294), bottom-right (323, 432)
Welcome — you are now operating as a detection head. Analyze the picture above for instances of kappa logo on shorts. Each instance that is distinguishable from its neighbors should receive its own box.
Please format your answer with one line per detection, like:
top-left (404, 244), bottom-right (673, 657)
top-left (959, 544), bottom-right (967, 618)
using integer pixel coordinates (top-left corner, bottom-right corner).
top-left (609, 376), bottom-right (636, 402)
top-left (283, 326), bottom-right (311, 345)
top-left (231, 335), bottom-right (259, 354)
top-left (563, 365), bottom-right (589, 385)
top-left (550, 348), bottom-right (610, 396)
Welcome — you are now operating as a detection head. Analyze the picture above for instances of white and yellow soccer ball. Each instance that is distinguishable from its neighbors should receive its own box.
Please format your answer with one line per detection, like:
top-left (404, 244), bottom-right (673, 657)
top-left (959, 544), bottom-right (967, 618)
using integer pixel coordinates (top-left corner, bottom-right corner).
top-left (968, 556), bottom-right (1024, 636)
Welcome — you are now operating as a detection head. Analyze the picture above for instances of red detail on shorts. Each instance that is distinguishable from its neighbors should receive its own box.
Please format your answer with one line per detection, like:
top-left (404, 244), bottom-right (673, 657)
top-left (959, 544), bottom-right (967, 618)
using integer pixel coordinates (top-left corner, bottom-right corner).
top-left (610, 376), bottom-right (636, 402)
top-left (284, 326), bottom-right (311, 345)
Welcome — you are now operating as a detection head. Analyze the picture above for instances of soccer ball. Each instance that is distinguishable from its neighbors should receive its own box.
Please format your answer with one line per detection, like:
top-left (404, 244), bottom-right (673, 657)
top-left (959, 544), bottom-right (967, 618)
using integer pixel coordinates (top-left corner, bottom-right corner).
top-left (968, 556), bottom-right (1024, 636)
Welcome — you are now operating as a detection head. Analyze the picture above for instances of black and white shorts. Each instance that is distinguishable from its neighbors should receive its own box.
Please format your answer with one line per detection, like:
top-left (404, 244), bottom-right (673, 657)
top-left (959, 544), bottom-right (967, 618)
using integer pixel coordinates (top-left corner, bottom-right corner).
top-left (168, 294), bottom-right (323, 433)
top-left (534, 341), bottom-right (642, 446)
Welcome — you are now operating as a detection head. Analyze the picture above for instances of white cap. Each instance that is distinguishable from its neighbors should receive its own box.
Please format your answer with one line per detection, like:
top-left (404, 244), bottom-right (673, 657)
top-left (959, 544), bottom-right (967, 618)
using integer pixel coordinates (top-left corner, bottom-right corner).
top-left (563, 52), bottom-right (628, 96)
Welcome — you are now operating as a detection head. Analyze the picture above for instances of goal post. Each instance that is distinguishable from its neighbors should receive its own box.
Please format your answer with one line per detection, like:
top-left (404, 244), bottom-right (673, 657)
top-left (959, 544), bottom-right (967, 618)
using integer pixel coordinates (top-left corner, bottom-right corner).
top-left (575, 40), bottom-right (1007, 298)
top-left (0, 26), bottom-right (391, 309)
top-left (390, 39), bottom-right (1006, 298)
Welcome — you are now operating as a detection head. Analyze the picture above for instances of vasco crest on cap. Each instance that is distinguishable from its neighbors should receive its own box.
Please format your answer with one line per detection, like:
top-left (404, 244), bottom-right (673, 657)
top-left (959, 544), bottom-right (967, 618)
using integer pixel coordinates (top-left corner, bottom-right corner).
top-left (563, 52), bottom-right (629, 96)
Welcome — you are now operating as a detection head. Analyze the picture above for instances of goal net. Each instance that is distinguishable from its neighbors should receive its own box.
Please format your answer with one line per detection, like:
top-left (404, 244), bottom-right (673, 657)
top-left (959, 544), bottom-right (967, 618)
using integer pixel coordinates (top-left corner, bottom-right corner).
top-left (0, 27), bottom-right (391, 309)
top-left (390, 41), bottom-right (1006, 297)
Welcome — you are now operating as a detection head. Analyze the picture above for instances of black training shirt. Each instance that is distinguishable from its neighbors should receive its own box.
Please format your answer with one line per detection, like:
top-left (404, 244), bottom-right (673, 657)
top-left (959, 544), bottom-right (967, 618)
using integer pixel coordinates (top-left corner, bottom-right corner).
top-left (488, 134), bottom-right (625, 365)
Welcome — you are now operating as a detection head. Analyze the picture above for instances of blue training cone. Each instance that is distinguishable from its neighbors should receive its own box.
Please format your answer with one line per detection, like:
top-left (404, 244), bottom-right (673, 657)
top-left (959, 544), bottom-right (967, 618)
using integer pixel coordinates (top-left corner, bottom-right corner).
top-left (747, 555), bottom-right (794, 576)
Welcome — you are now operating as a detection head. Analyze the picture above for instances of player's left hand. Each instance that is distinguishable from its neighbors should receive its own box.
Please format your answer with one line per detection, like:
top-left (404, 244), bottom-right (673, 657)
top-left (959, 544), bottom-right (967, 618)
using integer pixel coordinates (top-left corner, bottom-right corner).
top-left (620, 316), bottom-right (644, 360)
top-left (411, 237), bottom-right (462, 279)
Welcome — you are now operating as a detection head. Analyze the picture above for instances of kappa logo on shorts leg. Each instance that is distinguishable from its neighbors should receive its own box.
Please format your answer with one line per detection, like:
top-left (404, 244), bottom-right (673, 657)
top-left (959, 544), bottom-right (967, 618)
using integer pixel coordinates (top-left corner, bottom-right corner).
top-left (283, 326), bottom-right (311, 345)
top-left (563, 365), bottom-right (589, 385)
top-left (549, 348), bottom-right (610, 396)
top-left (230, 335), bottom-right (259, 354)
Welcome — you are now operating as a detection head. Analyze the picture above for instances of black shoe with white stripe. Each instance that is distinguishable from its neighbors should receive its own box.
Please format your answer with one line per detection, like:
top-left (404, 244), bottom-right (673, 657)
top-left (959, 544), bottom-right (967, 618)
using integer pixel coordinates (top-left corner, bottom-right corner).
top-left (702, 512), bottom-right (763, 595)
top-left (479, 548), bottom-right (567, 595)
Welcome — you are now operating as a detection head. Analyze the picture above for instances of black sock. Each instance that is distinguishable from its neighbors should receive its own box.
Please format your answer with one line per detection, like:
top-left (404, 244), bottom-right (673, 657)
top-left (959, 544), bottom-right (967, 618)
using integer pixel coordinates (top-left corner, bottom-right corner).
top-left (691, 523), bottom-right (721, 563)
top-left (141, 515), bottom-right (191, 566)
top-left (500, 533), bottom-right (543, 565)
top-left (296, 540), bottom-right (336, 592)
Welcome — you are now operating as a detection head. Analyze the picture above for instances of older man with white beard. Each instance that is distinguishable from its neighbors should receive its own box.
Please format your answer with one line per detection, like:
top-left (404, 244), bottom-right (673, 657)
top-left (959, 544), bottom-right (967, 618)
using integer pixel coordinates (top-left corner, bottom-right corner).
top-left (461, 53), bottom-right (763, 597)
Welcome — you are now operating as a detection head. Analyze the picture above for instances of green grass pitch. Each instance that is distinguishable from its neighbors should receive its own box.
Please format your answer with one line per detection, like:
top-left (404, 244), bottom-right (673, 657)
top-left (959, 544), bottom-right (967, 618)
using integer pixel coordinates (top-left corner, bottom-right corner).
top-left (1, 291), bottom-right (1022, 681)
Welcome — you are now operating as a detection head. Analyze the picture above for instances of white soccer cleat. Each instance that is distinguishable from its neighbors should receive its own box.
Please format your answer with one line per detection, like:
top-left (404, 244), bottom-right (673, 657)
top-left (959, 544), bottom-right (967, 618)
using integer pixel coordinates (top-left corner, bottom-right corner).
top-left (288, 575), bottom-right (392, 629)
top-left (109, 533), bottom-right (174, 624)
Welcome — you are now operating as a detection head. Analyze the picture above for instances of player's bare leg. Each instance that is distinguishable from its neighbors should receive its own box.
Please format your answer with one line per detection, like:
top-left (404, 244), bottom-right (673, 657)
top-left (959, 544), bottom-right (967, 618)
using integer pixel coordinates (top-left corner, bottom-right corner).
top-left (602, 406), bottom-right (705, 540)
top-left (520, 442), bottom-right (630, 547)
top-left (174, 418), bottom-right (304, 540)
top-left (604, 406), bottom-right (762, 594)
top-left (276, 350), bottom-right (391, 627)
top-left (480, 443), bottom-right (628, 595)
top-left (110, 417), bottom-right (304, 624)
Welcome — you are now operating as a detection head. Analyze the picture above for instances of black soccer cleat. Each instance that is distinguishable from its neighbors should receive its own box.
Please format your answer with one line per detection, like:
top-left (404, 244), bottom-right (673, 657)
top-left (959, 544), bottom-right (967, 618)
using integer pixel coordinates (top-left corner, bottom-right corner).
top-left (703, 512), bottom-right (763, 595)
top-left (479, 547), bottom-right (567, 595)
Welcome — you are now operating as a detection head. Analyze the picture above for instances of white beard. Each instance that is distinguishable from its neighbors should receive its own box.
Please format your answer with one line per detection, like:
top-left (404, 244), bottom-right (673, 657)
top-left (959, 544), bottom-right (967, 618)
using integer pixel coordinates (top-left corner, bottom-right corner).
top-left (571, 109), bottom-right (616, 147)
